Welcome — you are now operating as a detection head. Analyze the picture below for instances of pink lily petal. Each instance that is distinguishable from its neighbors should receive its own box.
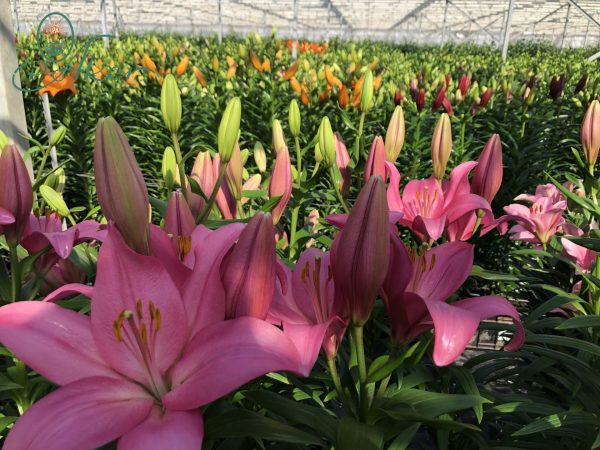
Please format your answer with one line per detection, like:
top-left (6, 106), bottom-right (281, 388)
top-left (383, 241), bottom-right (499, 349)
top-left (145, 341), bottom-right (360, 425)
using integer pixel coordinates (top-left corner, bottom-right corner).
top-left (92, 227), bottom-right (187, 385)
top-left (182, 222), bottom-right (244, 335)
top-left (385, 161), bottom-right (403, 212)
top-left (446, 194), bottom-right (492, 223)
top-left (450, 296), bottom-right (525, 352)
top-left (280, 321), bottom-right (329, 375)
top-left (43, 283), bottom-right (93, 303)
top-left (73, 220), bottom-right (107, 242)
top-left (0, 302), bottom-right (116, 385)
top-left (382, 234), bottom-right (413, 301)
top-left (268, 261), bottom-right (310, 325)
top-left (409, 242), bottom-right (474, 302)
top-left (241, 174), bottom-right (262, 206)
top-left (424, 299), bottom-right (481, 366)
top-left (0, 207), bottom-right (14, 224)
top-left (118, 408), bottom-right (203, 450)
top-left (4, 377), bottom-right (153, 450)
top-left (164, 316), bottom-right (303, 410)
top-left (443, 161), bottom-right (478, 205)
top-left (562, 238), bottom-right (596, 271)
top-left (412, 215), bottom-right (446, 242)
top-left (149, 225), bottom-right (191, 286)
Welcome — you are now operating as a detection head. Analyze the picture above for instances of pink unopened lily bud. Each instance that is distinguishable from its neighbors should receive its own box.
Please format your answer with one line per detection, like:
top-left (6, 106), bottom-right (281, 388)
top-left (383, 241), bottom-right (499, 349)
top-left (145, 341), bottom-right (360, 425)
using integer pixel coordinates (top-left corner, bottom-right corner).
top-left (268, 146), bottom-right (292, 224)
top-left (364, 136), bottom-right (386, 183)
top-left (330, 177), bottom-right (389, 326)
top-left (385, 106), bottom-right (405, 163)
top-left (431, 113), bottom-right (452, 180)
top-left (472, 134), bottom-right (503, 204)
top-left (226, 144), bottom-right (244, 201)
top-left (93, 117), bottom-right (150, 255)
top-left (221, 213), bottom-right (277, 320)
top-left (0, 145), bottom-right (33, 246)
top-left (479, 88), bottom-right (493, 108)
top-left (164, 190), bottom-right (196, 260)
top-left (581, 99), bottom-right (600, 167)
top-left (191, 151), bottom-right (214, 199)
top-left (335, 134), bottom-right (351, 197)
top-left (432, 87), bottom-right (446, 112)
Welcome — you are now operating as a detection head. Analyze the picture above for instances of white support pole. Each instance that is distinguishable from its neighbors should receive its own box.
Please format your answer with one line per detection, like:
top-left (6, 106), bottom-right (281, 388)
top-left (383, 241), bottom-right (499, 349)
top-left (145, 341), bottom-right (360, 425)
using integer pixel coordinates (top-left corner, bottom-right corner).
top-left (441, 0), bottom-right (449, 44)
top-left (11, 0), bottom-right (20, 33)
top-left (0, 0), bottom-right (32, 176)
top-left (112, 0), bottom-right (119, 39)
top-left (292, 0), bottom-right (298, 60)
top-left (501, 0), bottom-right (515, 62)
top-left (217, 0), bottom-right (223, 44)
top-left (584, 21), bottom-right (590, 47)
top-left (560, 3), bottom-right (571, 49)
top-left (100, 0), bottom-right (109, 48)
top-left (41, 94), bottom-right (58, 169)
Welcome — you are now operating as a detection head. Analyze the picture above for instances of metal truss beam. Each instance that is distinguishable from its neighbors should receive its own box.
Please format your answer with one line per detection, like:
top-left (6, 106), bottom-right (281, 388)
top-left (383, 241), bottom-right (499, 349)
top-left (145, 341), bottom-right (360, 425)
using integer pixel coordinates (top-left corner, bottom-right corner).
top-left (388, 0), bottom-right (437, 31)
top-left (448, 0), bottom-right (500, 43)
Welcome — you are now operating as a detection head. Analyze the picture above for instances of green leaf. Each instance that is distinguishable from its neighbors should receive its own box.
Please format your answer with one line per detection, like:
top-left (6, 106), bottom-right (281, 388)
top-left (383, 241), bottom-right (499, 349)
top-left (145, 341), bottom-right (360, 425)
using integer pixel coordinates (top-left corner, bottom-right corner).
top-left (381, 388), bottom-right (489, 418)
top-left (512, 411), bottom-right (599, 437)
top-left (336, 417), bottom-right (383, 450)
top-left (547, 173), bottom-right (596, 213)
top-left (470, 265), bottom-right (521, 281)
top-left (449, 367), bottom-right (483, 423)
top-left (261, 195), bottom-right (282, 213)
top-left (204, 409), bottom-right (326, 447)
top-left (388, 423), bottom-right (421, 450)
top-left (488, 402), bottom-right (563, 416)
top-left (556, 315), bottom-right (600, 330)
top-left (149, 196), bottom-right (167, 217)
top-left (0, 416), bottom-right (17, 433)
top-left (527, 334), bottom-right (600, 357)
top-left (243, 390), bottom-right (337, 442)
top-left (366, 341), bottom-right (420, 384)
top-left (242, 189), bottom-right (268, 199)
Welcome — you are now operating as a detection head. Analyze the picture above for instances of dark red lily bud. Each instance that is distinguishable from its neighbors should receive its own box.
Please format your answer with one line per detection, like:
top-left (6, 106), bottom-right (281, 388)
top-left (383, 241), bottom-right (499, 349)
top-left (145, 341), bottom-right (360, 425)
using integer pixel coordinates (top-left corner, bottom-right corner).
top-left (416, 89), bottom-right (426, 112)
top-left (458, 74), bottom-right (471, 96)
top-left (442, 97), bottom-right (454, 116)
top-left (432, 87), bottom-right (446, 112)
top-left (479, 88), bottom-right (493, 108)
top-left (575, 74), bottom-right (587, 94)
top-left (394, 89), bottom-right (403, 106)
top-left (409, 79), bottom-right (418, 102)
top-left (549, 74), bottom-right (566, 100)
top-left (445, 73), bottom-right (451, 88)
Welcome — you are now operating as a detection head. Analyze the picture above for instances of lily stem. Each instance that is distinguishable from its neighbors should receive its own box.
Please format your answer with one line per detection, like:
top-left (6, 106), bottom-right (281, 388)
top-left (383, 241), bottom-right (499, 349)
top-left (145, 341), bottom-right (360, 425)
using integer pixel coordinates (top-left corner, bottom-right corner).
top-left (294, 136), bottom-right (302, 184)
top-left (9, 245), bottom-right (20, 302)
top-left (327, 357), bottom-right (351, 415)
top-left (289, 205), bottom-right (300, 259)
top-left (171, 132), bottom-right (188, 201)
top-left (353, 325), bottom-right (370, 422)
top-left (197, 162), bottom-right (227, 224)
top-left (34, 144), bottom-right (53, 185)
top-left (354, 111), bottom-right (366, 164)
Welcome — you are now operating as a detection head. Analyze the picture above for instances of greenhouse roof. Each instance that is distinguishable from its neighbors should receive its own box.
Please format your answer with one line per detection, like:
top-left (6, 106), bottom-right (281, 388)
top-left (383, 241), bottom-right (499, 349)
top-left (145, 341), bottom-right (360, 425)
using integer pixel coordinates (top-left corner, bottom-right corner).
top-left (9, 0), bottom-right (600, 47)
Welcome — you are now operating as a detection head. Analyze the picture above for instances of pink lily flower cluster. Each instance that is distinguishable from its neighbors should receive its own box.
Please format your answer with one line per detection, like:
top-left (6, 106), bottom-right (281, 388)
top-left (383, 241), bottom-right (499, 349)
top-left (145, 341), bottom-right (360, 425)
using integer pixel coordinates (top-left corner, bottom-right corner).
top-left (504, 183), bottom-right (595, 272)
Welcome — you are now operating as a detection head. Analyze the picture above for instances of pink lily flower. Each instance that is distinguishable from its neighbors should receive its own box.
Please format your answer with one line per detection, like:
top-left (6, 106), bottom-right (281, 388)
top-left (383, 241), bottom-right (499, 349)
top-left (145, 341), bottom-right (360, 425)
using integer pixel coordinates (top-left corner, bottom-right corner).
top-left (382, 237), bottom-right (524, 366)
top-left (268, 248), bottom-right (348, 360)
top-left (386, 161), bottom-right (492, 242)
top-left (0, 226), bottom-right (323, 449)
top-left (559, 225), bottom-right (596, 272)
top-left (504, 197), bottom-right (566, 246)
top-left (269, 146), bottom-right (292, 224)
top-left (513, 183), bottom-right (566, 207)
top-left (21, 211), bottom-right (106, 260)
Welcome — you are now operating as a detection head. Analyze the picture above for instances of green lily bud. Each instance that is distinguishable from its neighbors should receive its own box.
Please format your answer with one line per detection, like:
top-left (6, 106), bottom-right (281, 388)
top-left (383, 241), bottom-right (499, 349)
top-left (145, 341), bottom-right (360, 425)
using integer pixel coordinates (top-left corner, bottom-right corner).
top-left (385, 106), bottom-right (405, 163)
top-left (318, 116), bottom-right (336, 167)
top-left (44, 167), bottom-right (66, 194)
top-left (49, 125), bottom-right (67, 147)
top-left (431, 113), bottom-right (452, 180)
top-left (162, 146), bottom-right (178, 190)
top-left (0, 130), bottom-right (8, 149)
top-left (240, 148), bottom-right (249, 165)
top-left (288, 99), bottom-right (301, 138)
top-left (272, 119), bottom-right (286, 154)
top-left (254, 142), bottom-right (267, 173)
top-left (218, 97), bottom-right (242, 163)
top-left (160, 74), bottom-right (182, 134)
top-left (314, 142), bottom-right (323, 163)
top-left (361, 69), bottom-right (374, 111)
top-left (40, 185), bottom-right (70, 217)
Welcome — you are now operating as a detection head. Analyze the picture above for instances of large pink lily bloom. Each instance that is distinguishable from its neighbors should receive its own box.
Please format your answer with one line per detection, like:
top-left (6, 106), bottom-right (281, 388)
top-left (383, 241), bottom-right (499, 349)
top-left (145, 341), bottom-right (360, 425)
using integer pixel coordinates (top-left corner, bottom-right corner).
top-left (386, 161), bottom-right (492, 242)
top-left (268, 248), bottom-right (348, 360)
top-left (514, 183), bottom-right (566, 207)
top-left (382, 237), bottom-right (524, 366)
top-left (0, 226), bottom-right (323, 450)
